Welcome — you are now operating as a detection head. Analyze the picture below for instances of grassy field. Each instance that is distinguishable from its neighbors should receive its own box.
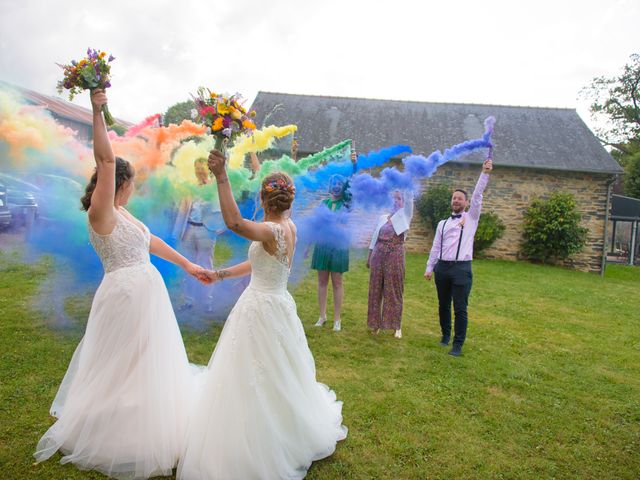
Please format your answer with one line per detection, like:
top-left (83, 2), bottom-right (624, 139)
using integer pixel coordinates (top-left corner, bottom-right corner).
top-left (1, 251), bottom-right (639, 479)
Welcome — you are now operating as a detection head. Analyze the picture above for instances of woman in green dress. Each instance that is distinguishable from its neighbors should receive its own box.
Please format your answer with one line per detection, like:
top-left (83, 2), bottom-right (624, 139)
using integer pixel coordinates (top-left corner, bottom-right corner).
top-left (311, 150), bottom-right (356, 331)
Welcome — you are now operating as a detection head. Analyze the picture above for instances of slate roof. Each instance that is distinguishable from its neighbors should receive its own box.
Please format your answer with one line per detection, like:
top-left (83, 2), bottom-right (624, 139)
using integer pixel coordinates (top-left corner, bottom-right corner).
top-left (0, 80), bottom-right (133, 128)
top-left (251, 92), bottom-right (622, 174)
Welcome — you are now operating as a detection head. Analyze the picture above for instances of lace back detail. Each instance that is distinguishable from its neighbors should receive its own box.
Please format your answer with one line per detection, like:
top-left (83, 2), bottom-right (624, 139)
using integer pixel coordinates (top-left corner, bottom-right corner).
top-left (88, 211), bottom-right (151, 273)
top-left (265, 221), bottom-right (288, 267)
top-left (246, 221), bottom-right (293, 294)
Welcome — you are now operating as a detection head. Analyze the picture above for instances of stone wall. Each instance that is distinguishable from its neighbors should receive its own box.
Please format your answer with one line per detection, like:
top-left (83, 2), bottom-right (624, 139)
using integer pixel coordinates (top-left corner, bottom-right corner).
top-left (404, 163), bottom-right (612, 273)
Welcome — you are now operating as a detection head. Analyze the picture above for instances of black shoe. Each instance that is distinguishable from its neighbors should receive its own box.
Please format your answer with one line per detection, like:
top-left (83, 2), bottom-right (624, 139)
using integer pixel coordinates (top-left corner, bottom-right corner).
top-left (439, 336), bottom-right (450, 347)
top-left (448, 344), bottom-right (462, 357)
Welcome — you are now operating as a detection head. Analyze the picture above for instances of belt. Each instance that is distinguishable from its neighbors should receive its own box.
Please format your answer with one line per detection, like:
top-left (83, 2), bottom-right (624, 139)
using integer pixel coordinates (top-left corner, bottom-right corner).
top-left (188, 221), bottom-right (205, 226)
top-left (438, 260), bottom-right (471, 265)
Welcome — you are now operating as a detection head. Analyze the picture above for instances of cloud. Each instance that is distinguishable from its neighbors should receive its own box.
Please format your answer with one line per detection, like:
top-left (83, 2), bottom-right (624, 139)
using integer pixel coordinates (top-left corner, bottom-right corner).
top-left (1, 0), bottom-right (639, 125)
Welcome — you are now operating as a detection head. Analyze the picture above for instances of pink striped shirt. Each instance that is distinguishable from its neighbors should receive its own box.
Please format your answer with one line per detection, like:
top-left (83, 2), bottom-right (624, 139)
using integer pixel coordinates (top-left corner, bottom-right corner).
top-left (425, 172), bottom-right (490, 273)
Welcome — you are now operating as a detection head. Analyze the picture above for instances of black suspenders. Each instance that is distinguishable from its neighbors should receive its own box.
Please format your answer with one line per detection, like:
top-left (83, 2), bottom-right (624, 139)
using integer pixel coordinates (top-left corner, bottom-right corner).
top-left (439, 218), bottom-right (464, 262)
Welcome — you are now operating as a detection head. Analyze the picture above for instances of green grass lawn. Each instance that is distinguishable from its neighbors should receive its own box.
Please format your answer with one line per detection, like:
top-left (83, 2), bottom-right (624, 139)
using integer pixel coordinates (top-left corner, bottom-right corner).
top-left (1, 251), bottom-right (639, 479)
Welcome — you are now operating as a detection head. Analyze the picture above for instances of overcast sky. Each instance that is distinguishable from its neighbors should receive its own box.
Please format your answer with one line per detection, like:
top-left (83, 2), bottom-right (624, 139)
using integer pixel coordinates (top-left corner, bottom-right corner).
top-left (1, 0), bottom-right (638, 126)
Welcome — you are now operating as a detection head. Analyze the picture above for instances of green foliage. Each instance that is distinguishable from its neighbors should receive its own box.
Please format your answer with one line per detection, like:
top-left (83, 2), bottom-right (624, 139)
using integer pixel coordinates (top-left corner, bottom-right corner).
top-left (613, 143), bottom-right (640, 199)
top-left (521, 192), bottom-right (588, 263)
top-left (474, 212), bottom-right (506, 255)
top-left (623, 152), bottom-right (640, 199)
top-left (163, 99), bottom-right (196, 126)
top-left (416, 184), bottom-right (451, 230)
top-left (581, 53), bottom-right (640, 150)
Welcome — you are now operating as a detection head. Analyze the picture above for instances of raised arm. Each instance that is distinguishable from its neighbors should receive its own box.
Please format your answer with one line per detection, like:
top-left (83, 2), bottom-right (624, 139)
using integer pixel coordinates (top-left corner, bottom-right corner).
top-left (350, 148), bottom-right (357, 176)
top-left (249, 152), bottom-right (261, 173)
top-left (87, 89), bottom-right (117, 233)
top-left (208, 149), bottom-right (274, 242)
top-left (467, 159), bottom-right (492, 221)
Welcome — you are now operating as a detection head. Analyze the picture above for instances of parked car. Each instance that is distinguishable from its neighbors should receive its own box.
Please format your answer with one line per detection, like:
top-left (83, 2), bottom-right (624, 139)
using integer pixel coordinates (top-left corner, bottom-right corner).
top-left (0, 182), bottom-right (12, 230)
top-left (0, 173), bottom-right (39, 228)
top-left (7, 189), bottom-right (38, 227)
top-left (20, 173), bottom-right (83, 222)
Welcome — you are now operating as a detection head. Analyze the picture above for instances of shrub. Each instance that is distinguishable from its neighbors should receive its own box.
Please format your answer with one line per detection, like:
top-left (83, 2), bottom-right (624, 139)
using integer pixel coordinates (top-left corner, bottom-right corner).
top-left (521, 192), bottom-right (588, 263)
top-left (416, 184), bottom-right (451, 231)
top-left (474, 212), bottom-right (506, 256)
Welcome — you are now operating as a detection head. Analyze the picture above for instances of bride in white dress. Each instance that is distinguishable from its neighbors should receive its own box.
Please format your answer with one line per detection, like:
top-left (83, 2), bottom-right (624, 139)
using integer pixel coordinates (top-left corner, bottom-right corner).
top-left (34, 89), bottom-right (207, 479)
top-left (178, 150), bottom-right (347, 480)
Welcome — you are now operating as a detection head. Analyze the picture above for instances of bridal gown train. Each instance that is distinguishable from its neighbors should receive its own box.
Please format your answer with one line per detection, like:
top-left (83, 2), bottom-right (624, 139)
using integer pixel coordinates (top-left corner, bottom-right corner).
top-left (178, 221), bottom-right (347, 480)
top-left (34, 210), bottom-right (197, 479)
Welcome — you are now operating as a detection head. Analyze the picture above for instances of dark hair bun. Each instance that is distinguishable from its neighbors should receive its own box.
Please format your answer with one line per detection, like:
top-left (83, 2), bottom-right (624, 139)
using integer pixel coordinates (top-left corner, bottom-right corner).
top-left (261, 172), bottom-right (295, 213)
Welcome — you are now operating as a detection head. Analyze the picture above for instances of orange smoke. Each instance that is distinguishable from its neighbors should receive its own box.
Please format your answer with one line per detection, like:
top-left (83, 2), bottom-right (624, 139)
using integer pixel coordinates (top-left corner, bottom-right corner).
top-left (0, 88), bottom-right (93, 176)
top-left (110, 119), bottom-right (206, 174)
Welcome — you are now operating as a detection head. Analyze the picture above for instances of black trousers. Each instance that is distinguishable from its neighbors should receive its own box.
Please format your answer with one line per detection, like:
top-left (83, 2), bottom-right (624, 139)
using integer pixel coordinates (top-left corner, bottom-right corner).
top-left (434, 261), bottom-right (473, 346)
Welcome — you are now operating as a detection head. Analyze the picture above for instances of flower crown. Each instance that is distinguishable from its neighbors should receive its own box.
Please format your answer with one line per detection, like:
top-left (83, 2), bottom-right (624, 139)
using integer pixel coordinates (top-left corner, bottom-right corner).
top-left (263, 178), bottom-right (296, 195)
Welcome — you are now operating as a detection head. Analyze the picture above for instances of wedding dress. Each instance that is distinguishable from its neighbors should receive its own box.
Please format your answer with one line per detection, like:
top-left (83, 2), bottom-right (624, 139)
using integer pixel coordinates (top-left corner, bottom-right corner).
top-left (178, 221), bottom-right (347, 480)
top-left (34, 209), bottom-right (197, 479)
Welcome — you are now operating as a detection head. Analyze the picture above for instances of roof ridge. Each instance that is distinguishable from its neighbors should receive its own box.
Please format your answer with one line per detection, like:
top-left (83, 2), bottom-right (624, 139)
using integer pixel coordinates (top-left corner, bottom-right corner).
top-left (255, 90), bottom-right (576, 112)
top-left (0, 79), bottom-right (133, 126)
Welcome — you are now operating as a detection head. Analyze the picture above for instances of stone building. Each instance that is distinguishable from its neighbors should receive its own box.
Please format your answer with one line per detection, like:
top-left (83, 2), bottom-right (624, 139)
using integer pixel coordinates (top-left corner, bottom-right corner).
top-left (251, 92), bottom-right (623, 274)
top-left (0, 81), bottom-right (132, 144)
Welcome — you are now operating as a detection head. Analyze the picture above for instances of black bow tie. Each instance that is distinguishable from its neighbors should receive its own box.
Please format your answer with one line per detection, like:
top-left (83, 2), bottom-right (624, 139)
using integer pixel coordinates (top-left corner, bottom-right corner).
top-left (450, 214), bottom-right (462, 219)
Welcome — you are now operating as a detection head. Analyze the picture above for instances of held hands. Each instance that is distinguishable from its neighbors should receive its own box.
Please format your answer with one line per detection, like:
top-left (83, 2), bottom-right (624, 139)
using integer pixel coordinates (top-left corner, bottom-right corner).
top-left (185, 262), bottom-right (212, 285)
top-left (90, 89), bottom-right (108, 113)
top-left (482, 158), bottom-right (493, 173)
top-left (198, 269), bottom-right (220, 285)
top-left (208, 149), bottom-right (227, 178)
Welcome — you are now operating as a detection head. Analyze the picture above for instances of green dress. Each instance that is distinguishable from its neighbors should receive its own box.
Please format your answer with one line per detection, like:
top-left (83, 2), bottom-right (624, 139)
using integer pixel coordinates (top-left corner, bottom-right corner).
top-left (311, 198), bottom-right (350, 273)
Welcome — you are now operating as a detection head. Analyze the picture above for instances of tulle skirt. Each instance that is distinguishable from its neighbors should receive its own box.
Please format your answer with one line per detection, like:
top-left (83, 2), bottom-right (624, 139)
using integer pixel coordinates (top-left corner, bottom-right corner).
top-left (178, 284), bottom-right (347, 480)
top-left (34, 263), bottom-right (198, 479)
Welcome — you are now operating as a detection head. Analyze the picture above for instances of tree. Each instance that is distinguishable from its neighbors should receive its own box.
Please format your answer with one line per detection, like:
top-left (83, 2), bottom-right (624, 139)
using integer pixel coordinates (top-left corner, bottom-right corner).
top-left (615, 144), bottom-right (640, 198)
top-left (581, 53), bottom-right (640, 154)
top-left (521, 192), bottom-right (588, 263)
top-left (163, 99), bottom-right (196, 126)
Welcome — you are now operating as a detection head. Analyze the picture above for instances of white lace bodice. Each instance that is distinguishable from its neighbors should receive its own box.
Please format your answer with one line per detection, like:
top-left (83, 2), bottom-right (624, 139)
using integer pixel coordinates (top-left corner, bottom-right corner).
top-left (88, 211), bottom-right (151, 274)
top-left (246, 222), bottom-right (292, 294)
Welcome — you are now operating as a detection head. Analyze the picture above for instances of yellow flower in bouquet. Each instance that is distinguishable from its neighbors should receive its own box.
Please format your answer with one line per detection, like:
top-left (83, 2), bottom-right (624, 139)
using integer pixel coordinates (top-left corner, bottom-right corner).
top-left (217, 103), bottom-right (232, 115)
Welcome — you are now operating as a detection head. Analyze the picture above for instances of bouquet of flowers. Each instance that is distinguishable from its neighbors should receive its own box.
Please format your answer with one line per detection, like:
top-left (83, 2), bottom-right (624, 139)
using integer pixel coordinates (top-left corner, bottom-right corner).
top-left (192, 87), bottom-right (257, 152)
top-left (57, 48), bottom-right (116, 126)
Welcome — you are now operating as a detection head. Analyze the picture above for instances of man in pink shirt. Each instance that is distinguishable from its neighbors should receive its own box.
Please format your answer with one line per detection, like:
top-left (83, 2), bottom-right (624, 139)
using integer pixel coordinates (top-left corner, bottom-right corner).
top-left (424, 158), bottom-right (493, 356)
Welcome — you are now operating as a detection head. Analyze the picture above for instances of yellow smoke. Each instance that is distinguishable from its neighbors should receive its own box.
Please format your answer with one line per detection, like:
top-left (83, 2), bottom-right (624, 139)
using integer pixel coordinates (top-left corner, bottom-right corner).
top-left (227, 124), bottom-right (297, 168)
top-left (171, 136), bottom-right (215, 184)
